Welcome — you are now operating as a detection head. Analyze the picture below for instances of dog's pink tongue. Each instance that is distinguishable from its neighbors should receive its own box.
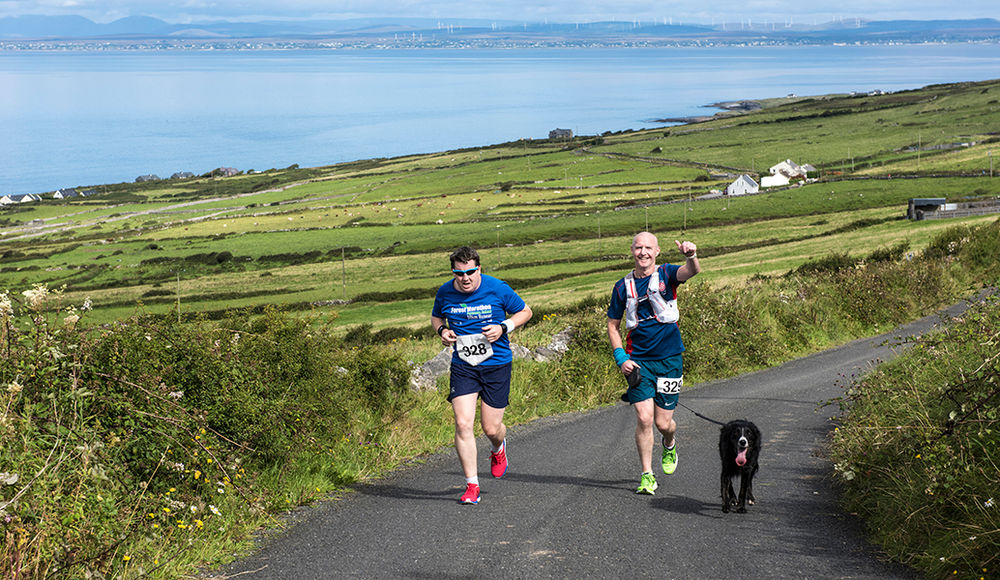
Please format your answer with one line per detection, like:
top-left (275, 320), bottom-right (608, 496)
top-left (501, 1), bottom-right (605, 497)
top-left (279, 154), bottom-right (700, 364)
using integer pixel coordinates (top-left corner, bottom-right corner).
top-left (735, 449), bottom-right (747, 466)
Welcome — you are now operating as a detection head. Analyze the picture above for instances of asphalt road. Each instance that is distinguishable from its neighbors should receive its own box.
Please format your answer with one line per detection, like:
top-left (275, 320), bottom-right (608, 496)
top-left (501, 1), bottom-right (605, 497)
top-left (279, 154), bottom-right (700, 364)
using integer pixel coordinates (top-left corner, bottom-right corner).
top-left (219, 299), bottom-right (980, 579)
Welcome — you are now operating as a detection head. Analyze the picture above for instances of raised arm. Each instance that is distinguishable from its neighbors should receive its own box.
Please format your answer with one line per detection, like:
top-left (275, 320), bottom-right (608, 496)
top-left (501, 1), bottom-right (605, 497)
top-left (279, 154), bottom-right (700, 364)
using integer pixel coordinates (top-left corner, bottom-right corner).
top-left (674, 239), bottom-right (701, 282)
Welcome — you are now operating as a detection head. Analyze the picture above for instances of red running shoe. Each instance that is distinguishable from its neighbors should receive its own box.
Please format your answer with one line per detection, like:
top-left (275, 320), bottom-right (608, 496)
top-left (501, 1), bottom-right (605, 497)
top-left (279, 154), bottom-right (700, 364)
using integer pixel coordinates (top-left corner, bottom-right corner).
top-left (459, 483), bottom-right (480, 504)
top-left (490, 439), bottom-right (508, 478)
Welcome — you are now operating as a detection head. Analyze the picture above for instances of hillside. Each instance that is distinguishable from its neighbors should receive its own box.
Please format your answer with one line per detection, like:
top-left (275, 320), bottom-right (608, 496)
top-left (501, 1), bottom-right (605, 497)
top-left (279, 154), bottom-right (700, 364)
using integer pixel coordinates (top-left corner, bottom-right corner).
top-left (1, 78), bottom-right (999, 329)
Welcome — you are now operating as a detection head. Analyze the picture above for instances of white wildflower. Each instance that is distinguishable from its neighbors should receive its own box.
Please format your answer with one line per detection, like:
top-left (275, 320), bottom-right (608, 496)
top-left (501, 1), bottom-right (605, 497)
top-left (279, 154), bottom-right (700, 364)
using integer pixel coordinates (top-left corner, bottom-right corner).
top-left (986, 498), bottom-right (995, 508)
top-left (0, 472), bottom-right (18, 485)
top-left (209, 505), bottom-right (221, 516)
top-left (6, 381), bottom-right (22, 394)
top-left (21, 284), bottom-right (49, 310)
top-left (81, 297), bottom-right (93, 311)
top-left (0, 293), bottom-right (12, 319)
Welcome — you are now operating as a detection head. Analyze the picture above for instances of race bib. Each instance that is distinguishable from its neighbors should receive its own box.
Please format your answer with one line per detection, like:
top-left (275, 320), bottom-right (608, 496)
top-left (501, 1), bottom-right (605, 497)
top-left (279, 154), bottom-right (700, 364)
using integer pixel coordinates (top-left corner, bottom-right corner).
top-left (656, 376), bottom-right (683, 395)
top-left (455, 333), bottom-right (494, 366)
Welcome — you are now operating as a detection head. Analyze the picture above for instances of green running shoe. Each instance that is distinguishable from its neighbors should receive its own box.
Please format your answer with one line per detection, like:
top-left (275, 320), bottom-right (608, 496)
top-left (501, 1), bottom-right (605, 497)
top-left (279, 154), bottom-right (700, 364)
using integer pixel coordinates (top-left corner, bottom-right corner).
top-left (635, 472), bottom-right (658, 495)
top-left (662, 444), bottom-right (678, 475)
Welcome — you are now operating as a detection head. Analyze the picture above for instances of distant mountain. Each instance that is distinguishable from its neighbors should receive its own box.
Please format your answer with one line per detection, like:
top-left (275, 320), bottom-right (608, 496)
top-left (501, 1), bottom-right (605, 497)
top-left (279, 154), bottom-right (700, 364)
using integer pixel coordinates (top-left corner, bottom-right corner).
top-left (1, 14), bottom-right (998, 45)
top-left (0, 15), bottom-right (101, 38)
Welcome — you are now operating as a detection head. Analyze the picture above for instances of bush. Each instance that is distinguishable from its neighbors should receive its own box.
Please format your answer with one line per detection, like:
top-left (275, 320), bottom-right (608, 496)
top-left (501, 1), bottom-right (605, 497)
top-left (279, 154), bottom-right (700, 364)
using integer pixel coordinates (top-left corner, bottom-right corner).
top-left (792, 252), bottom-right (855, 275)
top-left (922, 223), bottom-right (975, 260)
top-left (865, 240), bottom-right (910, 263)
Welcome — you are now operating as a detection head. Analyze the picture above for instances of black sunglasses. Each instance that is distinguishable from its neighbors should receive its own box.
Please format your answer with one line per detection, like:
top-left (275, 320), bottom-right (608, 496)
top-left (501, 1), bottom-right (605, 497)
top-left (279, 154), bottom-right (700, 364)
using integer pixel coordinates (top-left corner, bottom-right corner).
top-left (452, 267), bottom-right (479, 276)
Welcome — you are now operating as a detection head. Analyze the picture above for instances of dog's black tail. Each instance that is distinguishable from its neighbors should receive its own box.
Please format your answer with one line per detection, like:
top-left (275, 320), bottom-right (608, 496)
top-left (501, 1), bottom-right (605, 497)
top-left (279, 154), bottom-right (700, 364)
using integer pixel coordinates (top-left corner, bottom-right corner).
top-left (677, 401), bottom-right (726, 426)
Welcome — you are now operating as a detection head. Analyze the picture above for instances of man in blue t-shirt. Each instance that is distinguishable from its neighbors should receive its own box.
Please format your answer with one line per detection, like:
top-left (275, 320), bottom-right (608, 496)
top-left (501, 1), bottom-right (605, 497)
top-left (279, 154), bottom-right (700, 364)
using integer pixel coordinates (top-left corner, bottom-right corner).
top-left (432, 246), bottom-right (532, 505)
top-left (607, 232), bottom-right (701, 496)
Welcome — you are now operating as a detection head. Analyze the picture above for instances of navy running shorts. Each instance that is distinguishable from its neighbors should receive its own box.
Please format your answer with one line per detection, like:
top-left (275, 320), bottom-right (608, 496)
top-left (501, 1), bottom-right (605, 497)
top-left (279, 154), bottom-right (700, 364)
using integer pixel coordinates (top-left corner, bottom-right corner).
top-left (448, 361), bottom-right (512, 409)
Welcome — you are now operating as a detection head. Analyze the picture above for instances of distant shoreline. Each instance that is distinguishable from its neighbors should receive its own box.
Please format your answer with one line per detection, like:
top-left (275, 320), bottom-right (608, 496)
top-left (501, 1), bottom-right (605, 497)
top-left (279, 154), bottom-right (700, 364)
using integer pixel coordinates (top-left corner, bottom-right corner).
top-left (652, 100), bottom-right (762, 124)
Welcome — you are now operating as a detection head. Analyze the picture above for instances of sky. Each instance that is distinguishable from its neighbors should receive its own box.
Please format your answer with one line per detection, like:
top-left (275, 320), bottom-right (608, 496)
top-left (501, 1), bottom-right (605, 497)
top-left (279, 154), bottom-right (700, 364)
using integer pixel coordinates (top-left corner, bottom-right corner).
top-left (1, 0), bottom-right (998, 25)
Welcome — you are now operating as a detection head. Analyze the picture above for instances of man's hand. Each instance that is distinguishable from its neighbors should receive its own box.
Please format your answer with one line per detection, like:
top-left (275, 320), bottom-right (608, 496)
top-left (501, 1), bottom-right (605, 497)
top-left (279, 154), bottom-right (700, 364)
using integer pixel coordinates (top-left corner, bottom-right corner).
top-left (482, 324), bottom-right (504, 343)
top-left (675, 239), bottom-right (697, 258)
top-left (621, 359), bottom-right (640, 375)
top-left (440, 328), bottom-right (457, 346)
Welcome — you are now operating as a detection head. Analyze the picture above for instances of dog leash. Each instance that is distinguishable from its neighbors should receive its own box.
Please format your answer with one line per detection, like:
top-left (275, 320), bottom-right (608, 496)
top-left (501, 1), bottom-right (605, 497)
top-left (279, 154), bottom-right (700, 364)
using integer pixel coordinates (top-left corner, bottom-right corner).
top-left (677, 401), bottom-right (726, 426)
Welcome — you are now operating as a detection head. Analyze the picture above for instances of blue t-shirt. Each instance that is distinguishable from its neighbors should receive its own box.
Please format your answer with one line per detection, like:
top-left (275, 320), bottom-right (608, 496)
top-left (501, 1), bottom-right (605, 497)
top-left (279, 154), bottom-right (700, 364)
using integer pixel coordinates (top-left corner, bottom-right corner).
top-left (432, 274), bottom-right (527, 366)
top-left (607, 263), bottom-right (685, 360)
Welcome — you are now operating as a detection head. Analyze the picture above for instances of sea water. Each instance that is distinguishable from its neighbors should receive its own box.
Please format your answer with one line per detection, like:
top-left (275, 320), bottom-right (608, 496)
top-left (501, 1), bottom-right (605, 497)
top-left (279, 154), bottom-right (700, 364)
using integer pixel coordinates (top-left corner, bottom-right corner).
top-left (2, 43), bottom-right (999, 195)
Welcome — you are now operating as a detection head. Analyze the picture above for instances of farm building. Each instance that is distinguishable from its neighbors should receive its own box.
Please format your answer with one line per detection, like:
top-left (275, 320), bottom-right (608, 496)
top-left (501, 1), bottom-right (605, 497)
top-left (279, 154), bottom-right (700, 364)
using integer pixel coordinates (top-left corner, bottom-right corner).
top-left (548, 128), bottom-right (573, 140)
top-left (908, 197), bottom-right (1000, 220)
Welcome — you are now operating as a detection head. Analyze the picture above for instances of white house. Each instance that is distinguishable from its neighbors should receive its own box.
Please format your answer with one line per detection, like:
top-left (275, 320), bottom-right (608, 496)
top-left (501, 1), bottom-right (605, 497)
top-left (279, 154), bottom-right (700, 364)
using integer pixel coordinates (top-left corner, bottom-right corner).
top-left (769, 159), bottom-right (805, 178)
top-left (53, 188), bottom-right (79, 199)
top-left (761, 158), bottom-right (812, 188)
top-left (725, 174), bottom-right (759, 196)
top-left (0, 194), bottom-right (40, 204)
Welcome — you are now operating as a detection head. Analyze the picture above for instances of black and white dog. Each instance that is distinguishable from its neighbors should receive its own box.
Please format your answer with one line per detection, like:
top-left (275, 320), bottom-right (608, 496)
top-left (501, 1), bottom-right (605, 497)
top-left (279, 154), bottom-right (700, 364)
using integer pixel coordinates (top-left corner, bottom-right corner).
top-left (718, 419), bottom-right (761, 513)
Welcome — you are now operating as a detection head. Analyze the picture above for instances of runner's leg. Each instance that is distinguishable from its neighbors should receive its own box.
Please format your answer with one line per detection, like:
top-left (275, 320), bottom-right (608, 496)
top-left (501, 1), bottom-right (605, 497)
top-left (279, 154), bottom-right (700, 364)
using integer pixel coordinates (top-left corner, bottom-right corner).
top-left (480, 400), bottom-right (507, 451)
top-left (633, 398), bottom-right (655, 473)
top-left (452, 392), bottom-right (479, 478)
top-left (654, 407), bottom-right (676, 448)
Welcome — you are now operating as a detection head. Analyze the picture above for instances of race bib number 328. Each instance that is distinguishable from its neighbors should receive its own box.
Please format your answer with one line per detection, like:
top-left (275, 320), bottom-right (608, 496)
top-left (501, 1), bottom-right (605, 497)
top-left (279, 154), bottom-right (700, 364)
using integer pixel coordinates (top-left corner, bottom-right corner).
top-left (656, 376), bottom-right (683, 395)
top-left (460, 342), bottom-right (490, 357)
top-left (454, 333), bottom-right (494, 366)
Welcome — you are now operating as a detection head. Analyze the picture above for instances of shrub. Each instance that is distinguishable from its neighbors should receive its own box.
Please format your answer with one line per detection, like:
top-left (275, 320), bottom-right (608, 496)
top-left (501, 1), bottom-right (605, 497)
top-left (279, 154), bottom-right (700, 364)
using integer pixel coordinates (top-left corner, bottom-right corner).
top-left (865, 240), bottom-right (910, 264)
top-left (792, 252), bottom-right (855, 275)
top-left (922, 223), bottom-right (975, 260)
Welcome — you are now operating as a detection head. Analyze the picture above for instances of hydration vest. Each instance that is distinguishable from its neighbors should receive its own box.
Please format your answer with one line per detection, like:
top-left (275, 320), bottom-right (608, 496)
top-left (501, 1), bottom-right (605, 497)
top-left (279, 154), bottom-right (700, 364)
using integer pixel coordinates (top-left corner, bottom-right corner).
top-left (624, 267), bottom-right (679, 330)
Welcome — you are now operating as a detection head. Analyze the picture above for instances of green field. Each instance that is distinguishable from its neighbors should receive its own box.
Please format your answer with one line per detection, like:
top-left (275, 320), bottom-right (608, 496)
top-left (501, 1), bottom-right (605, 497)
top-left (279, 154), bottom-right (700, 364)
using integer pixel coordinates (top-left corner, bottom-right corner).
top-left (1, 80), bottom-right (999, 326)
